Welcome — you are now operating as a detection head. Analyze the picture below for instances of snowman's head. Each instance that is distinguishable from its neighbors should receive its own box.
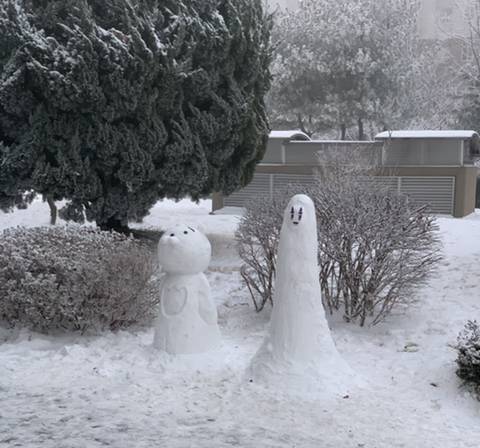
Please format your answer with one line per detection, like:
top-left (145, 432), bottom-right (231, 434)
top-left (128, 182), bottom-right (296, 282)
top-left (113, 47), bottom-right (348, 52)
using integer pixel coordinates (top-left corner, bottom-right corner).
top-left (284, 194), bottom-right (316, 232)
top-left (158, 225), bottom-right (211, 274)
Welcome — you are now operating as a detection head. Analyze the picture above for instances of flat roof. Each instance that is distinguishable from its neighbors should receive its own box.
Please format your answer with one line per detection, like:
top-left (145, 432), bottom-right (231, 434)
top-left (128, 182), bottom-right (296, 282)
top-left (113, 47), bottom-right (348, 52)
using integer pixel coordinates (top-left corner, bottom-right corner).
top-left (269, 130), bottom-right (311, 141)
top-left (298, 140), bottom-right (380, 144)
top-left (375, 130), bottom-right (478, 139)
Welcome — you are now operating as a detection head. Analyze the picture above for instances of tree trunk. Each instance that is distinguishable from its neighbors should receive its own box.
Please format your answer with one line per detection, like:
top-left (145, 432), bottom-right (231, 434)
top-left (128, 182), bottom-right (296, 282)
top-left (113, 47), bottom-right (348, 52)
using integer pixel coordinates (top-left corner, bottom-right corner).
top-left (297, 113), bottom-right (311, 137)
top-left (340, 123), bottom-right (346, 140)
top-left (100, 217), bottom-right (130, 234)
top-left (358, 118), bottom-right (364, 141)
top-left (47, 196), bottom-right (57, 225)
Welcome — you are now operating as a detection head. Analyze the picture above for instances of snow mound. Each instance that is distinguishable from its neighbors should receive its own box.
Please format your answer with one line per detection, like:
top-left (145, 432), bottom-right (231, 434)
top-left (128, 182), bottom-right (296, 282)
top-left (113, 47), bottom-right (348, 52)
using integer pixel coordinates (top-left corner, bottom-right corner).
top-left (247, 344), bottom-right (361, 399)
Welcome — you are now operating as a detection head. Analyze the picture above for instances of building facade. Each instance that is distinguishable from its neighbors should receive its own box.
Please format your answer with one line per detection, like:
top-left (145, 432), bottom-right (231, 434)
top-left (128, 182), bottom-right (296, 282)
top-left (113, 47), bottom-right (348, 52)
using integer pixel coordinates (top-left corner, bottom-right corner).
top-left (214, 131), bottom-right (479, 218)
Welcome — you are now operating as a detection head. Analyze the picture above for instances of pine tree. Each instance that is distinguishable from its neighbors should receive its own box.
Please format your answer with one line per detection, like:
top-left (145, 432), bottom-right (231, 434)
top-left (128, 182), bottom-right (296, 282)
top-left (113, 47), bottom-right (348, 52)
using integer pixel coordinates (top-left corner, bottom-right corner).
top-left (0, 0), bottom-right (272, 230)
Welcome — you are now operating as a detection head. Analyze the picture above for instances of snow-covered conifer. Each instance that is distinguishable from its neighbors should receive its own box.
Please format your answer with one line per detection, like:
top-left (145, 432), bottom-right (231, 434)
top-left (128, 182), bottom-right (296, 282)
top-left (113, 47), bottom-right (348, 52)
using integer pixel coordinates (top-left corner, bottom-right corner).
top-left (0, 0), bottom-right (272, 230)
top-left (456, 320), bottom-right (480, 394)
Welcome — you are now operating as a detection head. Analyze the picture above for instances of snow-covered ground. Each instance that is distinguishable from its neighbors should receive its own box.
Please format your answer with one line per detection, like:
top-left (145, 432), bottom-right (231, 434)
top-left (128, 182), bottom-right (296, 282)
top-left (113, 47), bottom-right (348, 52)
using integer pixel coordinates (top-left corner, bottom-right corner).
top-left (1, 198), bottom-right (479, 447)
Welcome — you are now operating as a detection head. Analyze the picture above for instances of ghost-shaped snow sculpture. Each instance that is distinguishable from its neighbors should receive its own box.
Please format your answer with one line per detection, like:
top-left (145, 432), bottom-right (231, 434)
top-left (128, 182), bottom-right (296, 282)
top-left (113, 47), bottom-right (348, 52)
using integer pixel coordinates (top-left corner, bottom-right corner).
top-left (249, 194), bottom-right (354, 393)
top-left (153, 225), bottom-right (221, 354)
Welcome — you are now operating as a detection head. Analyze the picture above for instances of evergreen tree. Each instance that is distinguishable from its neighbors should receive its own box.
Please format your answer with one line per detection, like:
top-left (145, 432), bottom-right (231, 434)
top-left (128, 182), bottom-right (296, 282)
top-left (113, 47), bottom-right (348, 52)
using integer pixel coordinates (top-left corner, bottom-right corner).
top-left (0, 0), bottom-right (272, 230)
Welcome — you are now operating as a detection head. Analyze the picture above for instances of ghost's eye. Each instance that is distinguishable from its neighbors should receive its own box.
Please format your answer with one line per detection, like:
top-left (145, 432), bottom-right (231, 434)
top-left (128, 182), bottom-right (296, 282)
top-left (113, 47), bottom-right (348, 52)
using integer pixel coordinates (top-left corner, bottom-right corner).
top-left (298, 208), bottom-right (303, 221)
top-left (184, 231), bottom-right (188, 235)
top-left (290, 207), bottom-right (295, 219)
top-left (170, 233), bottom-right (175, 237)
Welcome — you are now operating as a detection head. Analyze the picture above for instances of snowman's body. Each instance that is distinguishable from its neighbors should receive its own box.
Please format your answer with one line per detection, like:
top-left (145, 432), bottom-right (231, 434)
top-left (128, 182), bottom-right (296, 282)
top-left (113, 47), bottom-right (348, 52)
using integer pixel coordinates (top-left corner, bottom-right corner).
top-left (267, 195), bottom-right (337, 364)
top-left (153, 225), bottom-right (220, 354)
top-left (250, 195), bottom-right (353, 390)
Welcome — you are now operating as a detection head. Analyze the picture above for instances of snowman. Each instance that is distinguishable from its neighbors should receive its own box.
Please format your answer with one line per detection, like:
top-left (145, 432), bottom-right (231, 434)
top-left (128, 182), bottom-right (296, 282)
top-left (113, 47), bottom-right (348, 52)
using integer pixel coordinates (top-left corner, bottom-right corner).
top-left (153, 225), bottom-right (221, 354)
top-left (249, 194), bottom-right (354, 390)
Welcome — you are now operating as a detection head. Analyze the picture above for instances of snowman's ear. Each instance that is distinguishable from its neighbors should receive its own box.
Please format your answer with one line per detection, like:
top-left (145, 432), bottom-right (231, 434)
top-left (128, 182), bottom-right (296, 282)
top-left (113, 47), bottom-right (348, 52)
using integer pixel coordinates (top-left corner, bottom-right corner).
top-left (196, 224), bottom-right (206, 234)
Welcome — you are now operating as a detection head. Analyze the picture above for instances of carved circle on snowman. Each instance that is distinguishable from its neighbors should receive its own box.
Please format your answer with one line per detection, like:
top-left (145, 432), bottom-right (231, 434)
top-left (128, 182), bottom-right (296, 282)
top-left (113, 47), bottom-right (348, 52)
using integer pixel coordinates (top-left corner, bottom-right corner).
top-left (153, 225), bottom-right (221, 354)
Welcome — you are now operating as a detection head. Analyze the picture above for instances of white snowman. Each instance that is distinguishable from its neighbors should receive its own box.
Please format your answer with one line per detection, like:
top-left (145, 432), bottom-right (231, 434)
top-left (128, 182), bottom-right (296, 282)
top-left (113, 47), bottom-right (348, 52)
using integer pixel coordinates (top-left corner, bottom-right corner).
top-left (153, 224), bottom-right (221, 354)
top-left (249, 194), bottom-right (355, 393)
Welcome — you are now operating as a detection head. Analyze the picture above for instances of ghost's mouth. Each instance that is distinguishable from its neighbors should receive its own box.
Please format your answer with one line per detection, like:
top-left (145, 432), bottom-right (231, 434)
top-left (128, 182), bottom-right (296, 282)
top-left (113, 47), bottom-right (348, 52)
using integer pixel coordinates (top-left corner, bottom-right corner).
top-left (293, 221), bottom-right (299, 225)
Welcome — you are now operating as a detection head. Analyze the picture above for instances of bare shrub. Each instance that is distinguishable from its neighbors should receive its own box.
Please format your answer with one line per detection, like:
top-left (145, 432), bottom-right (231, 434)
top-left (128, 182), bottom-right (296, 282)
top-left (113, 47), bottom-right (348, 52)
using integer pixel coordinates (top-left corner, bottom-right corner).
top-left (456, 321), bottom-right (480, 398)
top-left (236, 154), bottom-right (442, 326)
top-left (0, 226), bottom-right (158, 333)
top-left (236, 193), bottom-right (285, 312)
top-left (314, 163), bottom-right (441, 325)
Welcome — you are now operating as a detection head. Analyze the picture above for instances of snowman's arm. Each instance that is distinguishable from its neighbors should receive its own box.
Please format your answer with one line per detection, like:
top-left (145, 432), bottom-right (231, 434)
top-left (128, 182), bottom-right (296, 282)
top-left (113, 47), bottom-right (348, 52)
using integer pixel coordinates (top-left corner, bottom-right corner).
top-left (157, 270), bottom-right (166, 293)
top-left (197, 273), bottom-right (218, 325)
top-left (197, 273), bottom-right (210, 292)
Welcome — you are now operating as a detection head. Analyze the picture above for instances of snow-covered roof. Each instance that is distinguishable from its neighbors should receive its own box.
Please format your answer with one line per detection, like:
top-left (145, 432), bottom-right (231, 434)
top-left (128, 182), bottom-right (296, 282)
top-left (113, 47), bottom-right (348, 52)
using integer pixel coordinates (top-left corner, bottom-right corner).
top-left (375, 130), bottom-right (479, 140)
top-left (269, 130), bottom-right (311, 141)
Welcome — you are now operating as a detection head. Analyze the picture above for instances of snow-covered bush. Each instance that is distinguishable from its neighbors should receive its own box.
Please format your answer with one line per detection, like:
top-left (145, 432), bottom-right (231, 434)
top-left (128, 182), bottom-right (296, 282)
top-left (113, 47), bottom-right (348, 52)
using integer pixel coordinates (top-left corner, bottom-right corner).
top-left (236, 163), bottom-right (441, 325)
top-left (0, 226), bottom-right (158, 333)
top-left (315, 165), bottom-right (441, 325)
top-left (456, 321), bottom-right (480, 395)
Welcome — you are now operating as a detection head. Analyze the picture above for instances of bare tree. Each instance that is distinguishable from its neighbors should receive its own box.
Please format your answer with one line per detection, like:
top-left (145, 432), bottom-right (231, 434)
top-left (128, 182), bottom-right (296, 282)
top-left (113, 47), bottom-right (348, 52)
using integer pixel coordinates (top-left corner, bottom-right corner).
top-left (267, 0), bottom-right (444, 138)
top-left (236, 151), bottom-right (442, 326)
top-left (451, 0), bottom-right (480, 129)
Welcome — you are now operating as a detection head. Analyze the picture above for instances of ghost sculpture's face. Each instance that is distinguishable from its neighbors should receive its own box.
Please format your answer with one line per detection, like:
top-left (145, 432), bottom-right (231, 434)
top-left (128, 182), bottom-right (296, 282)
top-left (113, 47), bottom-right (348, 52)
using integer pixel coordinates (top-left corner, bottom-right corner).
top-left (284, 194), bottom-right (316, 233)
top-left (158, 225), bottom-right (211, 275)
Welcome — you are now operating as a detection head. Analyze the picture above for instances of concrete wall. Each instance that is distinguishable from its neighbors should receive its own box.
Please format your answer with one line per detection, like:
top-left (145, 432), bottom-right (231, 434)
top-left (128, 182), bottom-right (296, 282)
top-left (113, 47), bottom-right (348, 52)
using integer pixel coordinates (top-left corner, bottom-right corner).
top-left (265, 138), bottom-right (467, 167)
top-left (249, 164), bottom-right (477, 218)
top-left (217, 135), bottom-right (479, 217)
top-left (262, 139), bottom-right (284, 164)
top-left (216, 145), bottom-right (478, 218)
top-left (382, 139), bottom-right (464, 166)
top-left (388, 166), bottom-right (477, 218)
top-left (285, 141), bottom-right (383, 165)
